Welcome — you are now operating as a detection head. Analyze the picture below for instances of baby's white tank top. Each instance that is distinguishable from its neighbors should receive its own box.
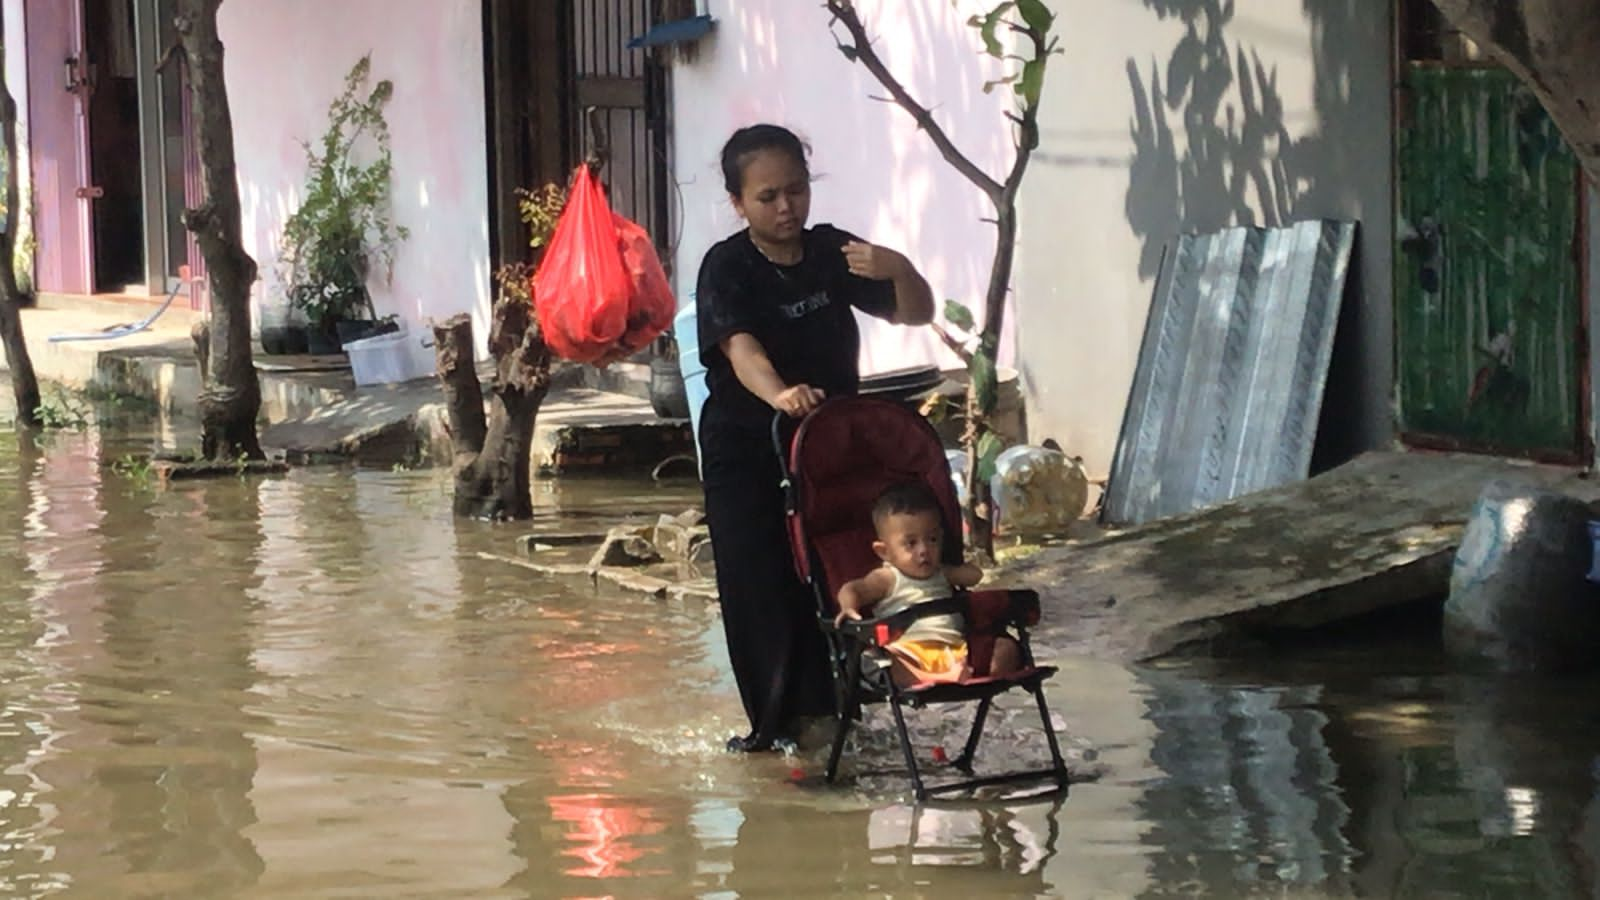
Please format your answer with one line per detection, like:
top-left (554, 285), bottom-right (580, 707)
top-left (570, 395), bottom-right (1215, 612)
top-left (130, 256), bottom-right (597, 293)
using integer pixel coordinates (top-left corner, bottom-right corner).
top-left (874, 567), bottom-right (965, 645)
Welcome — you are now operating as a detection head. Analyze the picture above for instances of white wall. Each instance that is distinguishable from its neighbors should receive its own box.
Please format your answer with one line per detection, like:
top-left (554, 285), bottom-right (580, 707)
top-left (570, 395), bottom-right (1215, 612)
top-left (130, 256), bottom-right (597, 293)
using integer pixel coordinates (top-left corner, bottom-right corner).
top-left (5, 0), bottom-right (32, 283)
top-left (1016, 0), bottom-right (1395, 477)
top-left (670, 0), bottom-right (1018, 376)
top-left (220, 0), bottom-right (490, 360)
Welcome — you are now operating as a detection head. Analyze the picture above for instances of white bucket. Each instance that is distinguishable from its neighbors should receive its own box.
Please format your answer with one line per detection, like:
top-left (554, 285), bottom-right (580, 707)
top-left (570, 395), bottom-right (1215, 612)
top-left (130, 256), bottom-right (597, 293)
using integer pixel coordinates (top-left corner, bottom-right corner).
top-left (344, 327), bottom-right (434, 387)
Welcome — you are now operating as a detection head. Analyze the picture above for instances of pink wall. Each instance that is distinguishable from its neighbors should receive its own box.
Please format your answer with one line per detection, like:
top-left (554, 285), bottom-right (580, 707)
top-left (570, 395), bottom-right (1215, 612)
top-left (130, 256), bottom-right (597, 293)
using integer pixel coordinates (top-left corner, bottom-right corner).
top-left (4, 0), bottom-right (33, 290)
top-left (671, 0), bottom-right (1017, 376)
top-left (220, 0), bottom-right (490, 360)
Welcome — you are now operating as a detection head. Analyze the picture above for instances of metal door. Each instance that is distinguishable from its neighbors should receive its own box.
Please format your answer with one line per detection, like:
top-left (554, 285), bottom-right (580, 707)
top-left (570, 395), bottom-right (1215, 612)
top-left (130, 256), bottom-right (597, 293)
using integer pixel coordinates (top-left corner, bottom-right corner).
top-left (571, 0), bottom-right (671, 258)
top-left (1395, 65), bottom-right (1585, 459)
top-left (25, 0), bottom-right (96, 295)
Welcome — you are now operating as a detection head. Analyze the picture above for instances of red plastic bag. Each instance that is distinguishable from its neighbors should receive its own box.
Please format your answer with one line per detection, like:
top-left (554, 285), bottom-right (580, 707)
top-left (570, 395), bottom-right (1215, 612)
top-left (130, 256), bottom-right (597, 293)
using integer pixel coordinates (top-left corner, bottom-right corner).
top-left (533, 166), bottom-right (675, 364)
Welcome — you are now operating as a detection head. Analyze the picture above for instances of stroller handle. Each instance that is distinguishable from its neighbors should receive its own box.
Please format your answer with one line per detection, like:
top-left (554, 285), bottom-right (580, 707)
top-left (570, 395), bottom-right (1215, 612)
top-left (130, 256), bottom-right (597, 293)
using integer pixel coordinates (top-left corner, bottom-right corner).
top-left (771, 409), bottom-right (798, 482)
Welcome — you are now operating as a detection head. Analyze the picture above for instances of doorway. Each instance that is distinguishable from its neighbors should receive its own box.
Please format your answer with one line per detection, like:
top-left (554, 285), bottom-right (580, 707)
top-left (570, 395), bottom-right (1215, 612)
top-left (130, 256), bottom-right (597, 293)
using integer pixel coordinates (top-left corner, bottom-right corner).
top-left (1392, 0), bottom-right (1588, 461)
top-left (25, 0), bottom-right (196, 301)
top-left (83, 0), bottom-right (144, 293)
top-left (483, 0), bottom-right (673, 271)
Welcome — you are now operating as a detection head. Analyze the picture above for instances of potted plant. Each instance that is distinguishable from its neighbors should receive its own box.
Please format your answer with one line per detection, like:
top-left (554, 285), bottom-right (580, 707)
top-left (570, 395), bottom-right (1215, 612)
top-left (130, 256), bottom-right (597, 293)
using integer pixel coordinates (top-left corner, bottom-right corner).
top-left (279, 55), bottom-right (407, 354)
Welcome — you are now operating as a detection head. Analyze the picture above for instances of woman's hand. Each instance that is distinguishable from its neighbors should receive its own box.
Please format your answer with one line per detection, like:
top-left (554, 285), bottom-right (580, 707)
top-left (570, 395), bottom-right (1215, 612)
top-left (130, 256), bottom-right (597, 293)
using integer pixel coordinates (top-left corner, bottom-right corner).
top-left (723, 334), bottom-right (826, 416)
top-left (844, 241), bottom-right (934, 325)
top-left (773, 384), bottom-right (826, 417)
top-left (842, 241), bottom-right (908, 281)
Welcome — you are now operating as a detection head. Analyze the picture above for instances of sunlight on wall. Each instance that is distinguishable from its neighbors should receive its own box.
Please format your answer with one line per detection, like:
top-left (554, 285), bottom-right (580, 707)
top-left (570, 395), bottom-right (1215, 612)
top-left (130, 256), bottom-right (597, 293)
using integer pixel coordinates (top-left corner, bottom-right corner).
top-left (219, 0), bottom-right (490, 363)
top-left (671, 0), bottom-right (1020, 377)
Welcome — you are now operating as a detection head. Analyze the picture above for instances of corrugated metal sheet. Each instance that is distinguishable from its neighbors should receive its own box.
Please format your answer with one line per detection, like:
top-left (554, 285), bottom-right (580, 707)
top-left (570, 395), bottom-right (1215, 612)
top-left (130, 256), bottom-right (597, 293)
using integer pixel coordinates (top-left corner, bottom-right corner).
top-left (1104, 220), bottom-right (1356, 526)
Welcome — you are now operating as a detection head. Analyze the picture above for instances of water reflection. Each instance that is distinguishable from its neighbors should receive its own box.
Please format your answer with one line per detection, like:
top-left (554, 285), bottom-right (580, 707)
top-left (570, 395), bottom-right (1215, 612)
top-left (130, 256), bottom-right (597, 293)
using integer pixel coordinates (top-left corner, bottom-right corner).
top-left (1134, 673), bottom-right (1354, 895)
top-left (0, 427), bottom-right (265, 895)
top-left (1151, 641), bottom-right (1600, 899)
top-left (1339, 672), bottom-right (1600, 898)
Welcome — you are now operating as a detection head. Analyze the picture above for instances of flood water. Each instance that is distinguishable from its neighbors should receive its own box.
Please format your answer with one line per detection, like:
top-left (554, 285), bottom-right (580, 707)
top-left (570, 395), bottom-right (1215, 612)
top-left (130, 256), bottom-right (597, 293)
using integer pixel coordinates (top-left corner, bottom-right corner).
top-left (2, 397), bottom-right (1599, 898)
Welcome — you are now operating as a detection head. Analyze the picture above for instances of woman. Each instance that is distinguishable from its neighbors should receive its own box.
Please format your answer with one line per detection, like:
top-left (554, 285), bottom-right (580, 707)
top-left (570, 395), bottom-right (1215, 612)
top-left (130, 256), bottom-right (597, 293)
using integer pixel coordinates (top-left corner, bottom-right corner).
top-left (696, 124), bottom-right (935, 752)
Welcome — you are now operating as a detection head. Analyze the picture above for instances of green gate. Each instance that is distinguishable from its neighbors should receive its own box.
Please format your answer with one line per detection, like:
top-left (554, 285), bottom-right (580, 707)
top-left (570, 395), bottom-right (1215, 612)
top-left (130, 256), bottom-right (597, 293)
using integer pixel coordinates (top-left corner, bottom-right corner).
top-left (1395, 65), bottom-right (1584, 458)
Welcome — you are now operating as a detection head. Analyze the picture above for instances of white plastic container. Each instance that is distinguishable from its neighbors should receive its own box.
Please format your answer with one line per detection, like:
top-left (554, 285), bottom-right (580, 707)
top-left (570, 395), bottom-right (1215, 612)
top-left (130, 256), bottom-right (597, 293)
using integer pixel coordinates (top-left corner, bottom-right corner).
top-left (344, 327), bottom-right (434, 387)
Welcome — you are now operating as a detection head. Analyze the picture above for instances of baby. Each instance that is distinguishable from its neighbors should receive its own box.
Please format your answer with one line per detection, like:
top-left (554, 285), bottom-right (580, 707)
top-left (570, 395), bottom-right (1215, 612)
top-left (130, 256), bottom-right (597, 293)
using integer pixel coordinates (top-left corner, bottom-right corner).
top-left (835, 482), bottom-right (1021, 686)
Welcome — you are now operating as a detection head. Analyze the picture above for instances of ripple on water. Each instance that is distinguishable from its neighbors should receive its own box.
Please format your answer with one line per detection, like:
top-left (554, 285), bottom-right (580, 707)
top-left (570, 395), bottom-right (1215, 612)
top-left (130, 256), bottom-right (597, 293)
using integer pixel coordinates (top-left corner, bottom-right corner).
top-left (5, 424), bottom-right (1600, 896)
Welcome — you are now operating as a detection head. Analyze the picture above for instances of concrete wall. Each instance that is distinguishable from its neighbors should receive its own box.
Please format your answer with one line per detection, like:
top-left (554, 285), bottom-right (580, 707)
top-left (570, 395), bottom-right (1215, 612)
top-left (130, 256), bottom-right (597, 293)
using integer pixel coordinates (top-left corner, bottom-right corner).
top-left (1015, 0), bottom-right (1395, 477)
top-left (669, 0), bottom-right (1017, 376)
top-left (220, 0), bottom-right (490, 361)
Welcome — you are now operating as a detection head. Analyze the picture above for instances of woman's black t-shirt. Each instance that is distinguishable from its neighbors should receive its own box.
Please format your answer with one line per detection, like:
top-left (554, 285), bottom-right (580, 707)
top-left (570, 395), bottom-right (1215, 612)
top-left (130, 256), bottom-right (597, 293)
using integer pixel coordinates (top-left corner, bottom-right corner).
top-left (695, 224), bottom-right (896, 445)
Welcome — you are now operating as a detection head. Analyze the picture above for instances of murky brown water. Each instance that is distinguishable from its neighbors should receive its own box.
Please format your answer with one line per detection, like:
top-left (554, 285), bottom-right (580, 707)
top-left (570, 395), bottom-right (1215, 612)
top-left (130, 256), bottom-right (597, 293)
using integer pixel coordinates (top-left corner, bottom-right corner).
top-left (2, 398), bottom-right (1600, 898)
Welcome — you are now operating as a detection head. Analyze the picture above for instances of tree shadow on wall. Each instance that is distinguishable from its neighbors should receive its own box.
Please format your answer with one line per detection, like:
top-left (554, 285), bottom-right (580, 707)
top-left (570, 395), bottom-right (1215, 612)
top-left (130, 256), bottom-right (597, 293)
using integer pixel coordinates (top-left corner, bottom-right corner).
top-left (1126, 0), bottom-right (1303, 281)
top-left (1124, 0), bottom-right (1386, 468)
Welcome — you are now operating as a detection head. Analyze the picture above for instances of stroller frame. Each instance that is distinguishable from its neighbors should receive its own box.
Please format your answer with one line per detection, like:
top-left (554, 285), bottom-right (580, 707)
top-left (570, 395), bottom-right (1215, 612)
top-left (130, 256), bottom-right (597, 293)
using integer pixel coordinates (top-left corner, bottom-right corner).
top-left (775, 396), bottom-right (1070, 802)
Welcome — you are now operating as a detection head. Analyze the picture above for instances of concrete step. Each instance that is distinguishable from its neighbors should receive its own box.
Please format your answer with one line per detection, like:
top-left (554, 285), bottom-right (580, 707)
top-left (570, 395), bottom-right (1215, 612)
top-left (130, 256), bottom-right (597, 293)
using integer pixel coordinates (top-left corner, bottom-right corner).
top-left (260, 382), bottom-right (691, 472)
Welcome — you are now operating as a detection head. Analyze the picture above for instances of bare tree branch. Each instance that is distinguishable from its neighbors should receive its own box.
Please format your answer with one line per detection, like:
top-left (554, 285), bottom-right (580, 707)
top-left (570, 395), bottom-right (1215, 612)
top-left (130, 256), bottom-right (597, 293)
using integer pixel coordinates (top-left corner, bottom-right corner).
top-left (826, 0), bottom-right (1057, 558)
top-left (930, 322), bottom-right (974, 365)
top-left (827, 0), bottom-right (1004, 204)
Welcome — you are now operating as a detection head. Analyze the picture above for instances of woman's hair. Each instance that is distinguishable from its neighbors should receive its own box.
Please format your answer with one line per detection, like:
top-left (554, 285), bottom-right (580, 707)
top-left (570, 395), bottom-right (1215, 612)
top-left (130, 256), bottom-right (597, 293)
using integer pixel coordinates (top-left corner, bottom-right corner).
top-left (720, 124), bottom-right (810, 195)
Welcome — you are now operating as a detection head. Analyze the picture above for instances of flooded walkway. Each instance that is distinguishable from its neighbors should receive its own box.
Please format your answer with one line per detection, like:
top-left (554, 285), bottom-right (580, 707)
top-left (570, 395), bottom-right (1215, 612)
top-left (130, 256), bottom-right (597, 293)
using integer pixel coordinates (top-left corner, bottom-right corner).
top-left (2, 409), bottom-right (1599, 897)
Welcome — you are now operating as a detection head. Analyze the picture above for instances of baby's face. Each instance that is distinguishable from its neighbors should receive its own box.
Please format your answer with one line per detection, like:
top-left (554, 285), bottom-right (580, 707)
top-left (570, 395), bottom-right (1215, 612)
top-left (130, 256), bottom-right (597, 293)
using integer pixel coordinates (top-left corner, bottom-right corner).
top-left (877, 510), bottom-right (943, 579)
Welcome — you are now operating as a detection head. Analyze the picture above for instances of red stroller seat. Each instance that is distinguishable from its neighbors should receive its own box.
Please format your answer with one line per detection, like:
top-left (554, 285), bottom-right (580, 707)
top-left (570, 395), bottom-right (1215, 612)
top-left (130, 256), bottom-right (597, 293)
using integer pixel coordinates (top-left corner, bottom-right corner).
top-left (778, 395), bottom-right (1069, 801)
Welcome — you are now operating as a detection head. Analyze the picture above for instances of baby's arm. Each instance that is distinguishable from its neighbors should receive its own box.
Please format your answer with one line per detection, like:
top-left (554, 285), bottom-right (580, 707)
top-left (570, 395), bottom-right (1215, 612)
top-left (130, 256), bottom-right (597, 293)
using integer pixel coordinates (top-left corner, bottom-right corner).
top-left (835, 568), bottom-right (895, 626)
top-left (946, 563), bottom-right (984, 590)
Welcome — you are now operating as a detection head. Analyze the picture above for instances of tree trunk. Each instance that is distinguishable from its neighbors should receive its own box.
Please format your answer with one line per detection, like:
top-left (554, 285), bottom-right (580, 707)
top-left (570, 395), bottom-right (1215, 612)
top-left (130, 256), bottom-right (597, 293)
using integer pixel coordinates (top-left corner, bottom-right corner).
top-left (0, 4), bottom-right (40, 428)
top-left (432, 296), bottom-right (551, 520)
top-left (174, 0), bottom-right (263, 460)
top-left (434, 314), bottom-right (487, 461)
top-left (1431, 0), bottom-right (1600, 185)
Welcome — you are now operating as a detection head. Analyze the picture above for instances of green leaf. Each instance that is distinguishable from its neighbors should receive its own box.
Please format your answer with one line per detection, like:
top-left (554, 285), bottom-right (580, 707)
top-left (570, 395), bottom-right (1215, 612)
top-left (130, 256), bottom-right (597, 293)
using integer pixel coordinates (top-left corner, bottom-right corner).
top-left (975, 430), bottom-right (1004, 483)
top-left (835, 42), bottom-right (859, 63)
top-left (1017, 57), bottom-right (1046, 109)
top-left (969, 2), bottom-right (1015, 58)
top-left (1015, 0), bottom-right (1054, 35)
top-left (971, 350), bottom-right (998, 415)
top-left (944, 300), bottom-right (975, 331)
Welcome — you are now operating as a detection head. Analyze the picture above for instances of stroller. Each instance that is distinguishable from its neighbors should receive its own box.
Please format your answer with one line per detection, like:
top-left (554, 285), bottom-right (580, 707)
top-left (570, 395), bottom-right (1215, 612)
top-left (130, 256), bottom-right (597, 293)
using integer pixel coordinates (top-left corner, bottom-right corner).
top-left (776, 394), bottom-right (1070, 801)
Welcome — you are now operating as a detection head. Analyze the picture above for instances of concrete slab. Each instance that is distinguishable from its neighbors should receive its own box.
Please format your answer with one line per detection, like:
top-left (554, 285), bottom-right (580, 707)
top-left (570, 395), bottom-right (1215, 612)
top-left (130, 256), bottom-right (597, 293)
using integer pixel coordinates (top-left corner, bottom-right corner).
top-left (533, 388), bottom-right (692, 475)
top-left (1004, 450), bottom-right (1600, 662)
top-left (8, 296), bottom-right (202, 414)
top-left (257, 380), bottom-right (690, 471)
top-left (260, 377), bottom-right (450, 466)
